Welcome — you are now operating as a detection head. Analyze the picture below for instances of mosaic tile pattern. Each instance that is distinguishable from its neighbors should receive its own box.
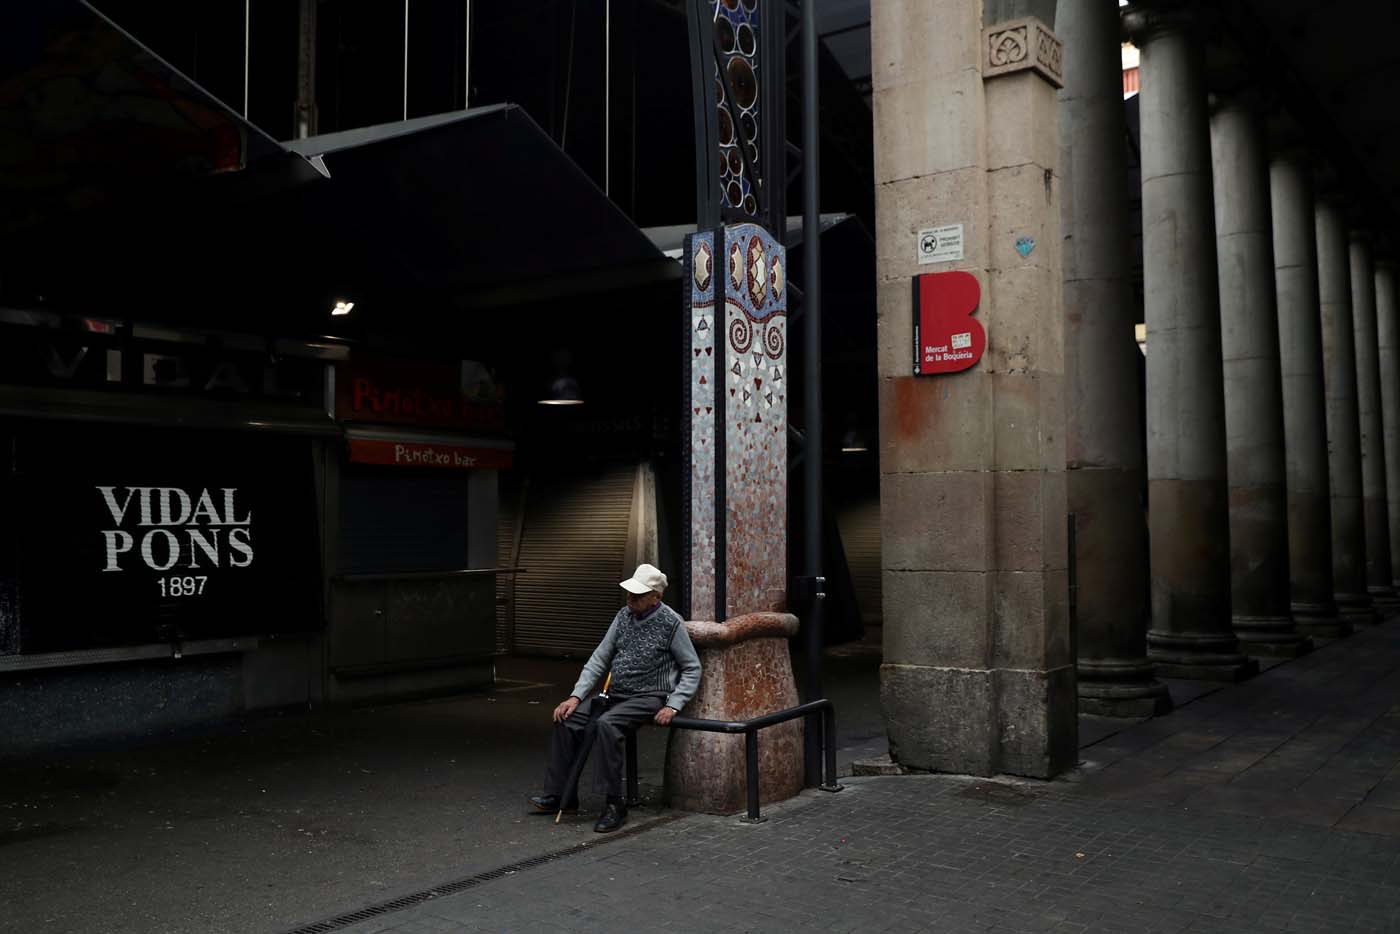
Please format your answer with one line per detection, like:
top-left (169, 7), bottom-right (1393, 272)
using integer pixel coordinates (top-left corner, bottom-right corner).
top-left (709, 0), bottom-right (763, 219)
top-left (685, 225), bottom-right (787, 621)
top-left (723, 223), bottom-right (787, 616)
top-left (684, 231), bottom-right (717, 620)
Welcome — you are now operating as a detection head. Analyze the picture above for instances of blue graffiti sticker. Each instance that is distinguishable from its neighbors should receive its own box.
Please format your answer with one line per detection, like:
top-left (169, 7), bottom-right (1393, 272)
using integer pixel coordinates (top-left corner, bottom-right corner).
top-left (1015, 236), bottom-right (1036, 258)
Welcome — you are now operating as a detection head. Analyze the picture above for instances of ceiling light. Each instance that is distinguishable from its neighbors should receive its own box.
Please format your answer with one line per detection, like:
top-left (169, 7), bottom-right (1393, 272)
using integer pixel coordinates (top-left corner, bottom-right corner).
top-left (331, 301), bottom-right (355, 316)
top-left (840, 429), bottom-right (869, 454)
top-left (539, 375), bottom-right (584, 405)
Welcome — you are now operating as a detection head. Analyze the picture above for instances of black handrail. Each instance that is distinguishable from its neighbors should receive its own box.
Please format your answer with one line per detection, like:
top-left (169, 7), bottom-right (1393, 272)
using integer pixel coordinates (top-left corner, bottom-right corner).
top-left (625, 698), bottom-right (843, 822)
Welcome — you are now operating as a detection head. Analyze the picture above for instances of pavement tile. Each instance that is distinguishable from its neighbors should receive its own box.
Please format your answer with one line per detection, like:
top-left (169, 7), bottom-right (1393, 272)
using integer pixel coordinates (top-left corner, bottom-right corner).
top-left (275, 622), bottom-right (1400, 934)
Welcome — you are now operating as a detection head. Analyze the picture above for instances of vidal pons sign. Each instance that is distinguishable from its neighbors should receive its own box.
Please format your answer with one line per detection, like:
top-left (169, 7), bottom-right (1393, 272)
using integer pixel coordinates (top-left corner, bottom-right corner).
top-left (10, 427), bottom-right (319, 652)
top-left (98, 487), bottom-right (255, 588)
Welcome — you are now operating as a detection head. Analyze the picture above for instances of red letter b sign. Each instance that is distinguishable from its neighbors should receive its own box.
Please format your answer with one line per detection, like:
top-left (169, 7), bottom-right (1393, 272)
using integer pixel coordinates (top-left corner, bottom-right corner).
top-left (912, 271), bottom-right (985, 375)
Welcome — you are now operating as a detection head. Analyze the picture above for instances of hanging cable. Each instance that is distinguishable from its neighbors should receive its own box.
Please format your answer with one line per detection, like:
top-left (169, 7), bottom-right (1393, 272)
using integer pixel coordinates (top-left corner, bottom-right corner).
top-left (561, 0), bottom-right (578, 150)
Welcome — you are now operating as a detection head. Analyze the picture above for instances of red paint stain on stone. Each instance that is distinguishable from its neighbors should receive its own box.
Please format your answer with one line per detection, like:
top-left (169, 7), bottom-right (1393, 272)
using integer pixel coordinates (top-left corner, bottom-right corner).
top-left (893, 376), bottom-right (938, 441)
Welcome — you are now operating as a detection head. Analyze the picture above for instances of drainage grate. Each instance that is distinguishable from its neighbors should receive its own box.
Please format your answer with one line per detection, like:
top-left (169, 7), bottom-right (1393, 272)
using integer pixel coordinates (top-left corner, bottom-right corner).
top-left (280, 813), bottom-right (688, 934)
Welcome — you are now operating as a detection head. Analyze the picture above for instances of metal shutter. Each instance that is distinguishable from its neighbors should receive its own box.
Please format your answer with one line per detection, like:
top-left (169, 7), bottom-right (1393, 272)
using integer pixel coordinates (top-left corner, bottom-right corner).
top-left (339, 464), bottom-right (469, 574)
top-left (837, 497), bottom-right (883, 625)
top-left (512, 465), bottom-right (635, 657)
top-left (495, 479), bottom-right (522, 653)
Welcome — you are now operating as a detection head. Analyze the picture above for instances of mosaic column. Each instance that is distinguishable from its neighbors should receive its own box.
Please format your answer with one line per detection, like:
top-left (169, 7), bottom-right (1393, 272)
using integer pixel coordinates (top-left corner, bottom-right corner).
top-left (1209, 99), bottom-right (1310, 657)
top-left (670, 225), bottom-right (802, 812)
top-left (1058, 0), bottom-right (1169, 716)
top-left (1270, 158), bottom-right (1346, 637)
top-left (1350, 235), bottom-right (1399, 611)
top-left (1126, 7), bottom-right (1255, 680)
top-left (1316, 201), bottom-right (1377, 625)
top-left (1379, 260), bottom-right (1400, 589)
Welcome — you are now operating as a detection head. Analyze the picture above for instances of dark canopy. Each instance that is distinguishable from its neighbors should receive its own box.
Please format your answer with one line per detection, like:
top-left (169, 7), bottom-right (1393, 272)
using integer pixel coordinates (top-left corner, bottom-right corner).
top-left (0, 1), bottom-right (673, 337)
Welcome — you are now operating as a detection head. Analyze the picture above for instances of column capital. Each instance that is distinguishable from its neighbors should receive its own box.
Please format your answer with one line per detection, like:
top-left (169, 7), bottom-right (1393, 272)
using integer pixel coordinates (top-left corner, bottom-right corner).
top-left (983, 16), bottom-right (1063, 88)
top-left (1209, 87), bottom-right (1273, 118)
top-left (1121, 4), bottom-right (1212, 44)
top-left (1268, 139), bottom-right (1319, 170)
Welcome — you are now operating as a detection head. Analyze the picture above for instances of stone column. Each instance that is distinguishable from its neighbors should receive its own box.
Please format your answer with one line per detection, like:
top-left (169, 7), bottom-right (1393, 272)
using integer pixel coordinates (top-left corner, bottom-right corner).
top-left (1379, 261), bottom-right (1400, 589)
top-left (874, 2), bottom-right (1076, 777)
top-left (1350, 236), bottom-right (1399, 612)
top-left (1209, 100), bottom-right (1310, 657)
top-left (1316, 201), bottom-right (1376, 625)
top-left (1057, 0), bottom-right (1169, 716)
top-left (1126, 7), bottom-right (1255, 680)
top-left (1270, 158), bottom-right (1347, 636)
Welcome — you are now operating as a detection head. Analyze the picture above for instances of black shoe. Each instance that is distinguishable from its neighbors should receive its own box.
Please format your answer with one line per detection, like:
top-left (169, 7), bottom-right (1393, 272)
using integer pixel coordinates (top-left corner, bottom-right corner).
top-left (527, 794), bottom-right (577, 814)
top-left (593, 800), bottom-right (627, 833)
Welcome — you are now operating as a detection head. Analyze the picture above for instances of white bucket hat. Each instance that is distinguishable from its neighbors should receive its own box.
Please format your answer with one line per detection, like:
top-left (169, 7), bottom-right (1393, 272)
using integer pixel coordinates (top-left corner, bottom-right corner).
top-left (620, 563), bottom-right (668, 595)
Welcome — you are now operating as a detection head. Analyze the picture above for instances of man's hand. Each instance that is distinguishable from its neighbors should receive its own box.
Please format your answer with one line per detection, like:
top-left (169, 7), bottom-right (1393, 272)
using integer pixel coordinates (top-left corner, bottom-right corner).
top-left (553, 697), bottom-right (580, 723)
top-left (654, 706), bottom-right (677, 726)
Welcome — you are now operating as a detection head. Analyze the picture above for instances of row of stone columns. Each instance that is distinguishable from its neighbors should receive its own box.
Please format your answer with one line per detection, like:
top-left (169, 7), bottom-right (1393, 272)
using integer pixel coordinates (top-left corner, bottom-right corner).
top-left (871, 0), bottom-right (1400, 774)
top-left (1065, 0), bottom-right (1400, 715)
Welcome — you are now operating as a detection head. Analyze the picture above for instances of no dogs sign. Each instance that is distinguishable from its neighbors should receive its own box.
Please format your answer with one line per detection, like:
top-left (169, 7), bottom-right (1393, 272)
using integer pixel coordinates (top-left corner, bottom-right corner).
top-left (912, 271), bottom-right (986, 375)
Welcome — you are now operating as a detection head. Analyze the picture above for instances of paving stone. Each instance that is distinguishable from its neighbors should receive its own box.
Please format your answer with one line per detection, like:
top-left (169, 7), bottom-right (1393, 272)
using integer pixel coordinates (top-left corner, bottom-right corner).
top-left (292, 622), bottom-right (1400, 934)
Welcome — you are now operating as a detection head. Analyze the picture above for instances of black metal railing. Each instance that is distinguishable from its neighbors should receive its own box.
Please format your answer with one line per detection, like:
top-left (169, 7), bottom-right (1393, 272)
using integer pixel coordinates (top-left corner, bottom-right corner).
top-left (624, 698), bottom-right (843, 822)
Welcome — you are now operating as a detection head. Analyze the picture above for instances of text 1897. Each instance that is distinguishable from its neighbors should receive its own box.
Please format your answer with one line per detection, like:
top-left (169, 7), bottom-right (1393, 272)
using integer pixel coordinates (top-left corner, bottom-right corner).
top-left (159, 576), bottom-right (208, 597)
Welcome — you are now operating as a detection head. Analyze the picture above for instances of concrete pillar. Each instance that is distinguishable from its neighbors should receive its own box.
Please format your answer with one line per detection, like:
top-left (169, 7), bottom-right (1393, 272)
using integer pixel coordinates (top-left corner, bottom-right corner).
top-left (1126, 8), bottom-right (1255, 680)
top-left (874, 2), bottom-right (1076, 777)
top-left (1350, 236), bottom-right (1399, 611)
top-left (1316, 201), bottom-right (1377, 625)
top-left (1379, 261), bottom-right (1400, 589)
top-left (1209, 101), bottom-right (1310, 658)
top-left (1270, 159), bottom-right (1347, 637)
top-left (1057, 0), bottom-right (1169, 716)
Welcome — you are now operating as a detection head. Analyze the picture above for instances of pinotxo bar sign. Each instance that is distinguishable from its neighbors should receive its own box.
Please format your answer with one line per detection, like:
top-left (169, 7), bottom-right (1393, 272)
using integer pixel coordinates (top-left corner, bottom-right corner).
top-left (347, 439), bottom-right (512, 470)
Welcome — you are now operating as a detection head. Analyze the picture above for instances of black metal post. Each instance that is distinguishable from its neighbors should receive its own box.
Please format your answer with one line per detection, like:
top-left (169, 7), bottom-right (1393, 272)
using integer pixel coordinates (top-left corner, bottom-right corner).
top-left (800, 0), bottom-right (824, 789)
top-left (822, 705), bottom-right (839, 790)
top-left (744, 731), bottom-right (763, 822)
top-left (685, 0), bottom-right (720, 229)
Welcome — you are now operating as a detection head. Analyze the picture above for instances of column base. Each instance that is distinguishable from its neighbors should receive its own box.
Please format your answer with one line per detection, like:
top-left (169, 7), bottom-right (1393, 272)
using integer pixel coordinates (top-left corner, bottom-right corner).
top-left (1232, 614), bottom-right (1314, 657)
top-left (1291, 600), bottom-right (1351, 638)
top-left (1146, 629), bottom-right (1259, 682)
top-left (1077, 657), bottom-right (1173, 718)
top-left (1336, 591), bottom-right (1379, 626)
top-left (1367, 585), bottom-right (1400, 615)
top-left (667, 621), bottom-right (804, 814)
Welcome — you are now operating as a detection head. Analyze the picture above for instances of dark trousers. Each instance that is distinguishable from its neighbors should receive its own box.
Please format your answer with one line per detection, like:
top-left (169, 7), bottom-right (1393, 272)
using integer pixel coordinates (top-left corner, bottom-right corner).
top-left (543, 692), bottom-right (665, 800)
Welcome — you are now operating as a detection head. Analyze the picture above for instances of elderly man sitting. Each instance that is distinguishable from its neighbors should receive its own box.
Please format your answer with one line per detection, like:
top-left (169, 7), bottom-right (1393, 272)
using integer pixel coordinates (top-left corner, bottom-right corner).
top-left (528, 563), bottom-right (701, 832)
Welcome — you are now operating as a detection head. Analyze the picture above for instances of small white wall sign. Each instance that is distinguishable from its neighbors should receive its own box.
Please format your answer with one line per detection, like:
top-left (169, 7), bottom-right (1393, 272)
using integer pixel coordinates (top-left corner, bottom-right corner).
top-left (917, 224), bottom-right (964, 264)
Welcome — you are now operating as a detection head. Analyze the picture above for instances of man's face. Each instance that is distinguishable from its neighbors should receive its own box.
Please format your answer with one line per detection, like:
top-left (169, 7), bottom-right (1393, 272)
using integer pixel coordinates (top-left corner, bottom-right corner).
top-left (626, 589), bottom-right (661, 614)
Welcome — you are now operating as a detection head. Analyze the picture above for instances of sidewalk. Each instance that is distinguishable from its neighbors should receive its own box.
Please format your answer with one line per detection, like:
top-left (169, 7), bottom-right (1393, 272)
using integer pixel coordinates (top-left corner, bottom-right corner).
top-left (7, 622), bottom-right (1400, 933)
top-left (0, 652), bottom-right (886, 934)
top-left (284, 623), bottom-right (1400, 934)
top-left (312, 773), bottom-right (1400, 934)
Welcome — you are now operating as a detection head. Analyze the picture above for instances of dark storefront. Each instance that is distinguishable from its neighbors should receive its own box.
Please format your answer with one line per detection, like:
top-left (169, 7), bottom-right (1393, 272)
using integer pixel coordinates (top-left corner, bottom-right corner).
top-left (0, 1), bottom-right (683, 751)
top-left (0, 0), bottom-right (878, 751)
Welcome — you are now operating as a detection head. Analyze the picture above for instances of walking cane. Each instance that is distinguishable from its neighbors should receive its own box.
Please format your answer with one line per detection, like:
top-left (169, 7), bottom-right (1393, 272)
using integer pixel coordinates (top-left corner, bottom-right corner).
top-left (556, 672), bottom-right (613, 824)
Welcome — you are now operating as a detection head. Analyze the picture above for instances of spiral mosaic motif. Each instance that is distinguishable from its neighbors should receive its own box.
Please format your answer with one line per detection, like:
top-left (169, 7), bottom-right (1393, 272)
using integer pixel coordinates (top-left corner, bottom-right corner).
top-left (729, 314), bottom-right (754, 354)
top-left (764, 322), bottom-right (784, 359)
